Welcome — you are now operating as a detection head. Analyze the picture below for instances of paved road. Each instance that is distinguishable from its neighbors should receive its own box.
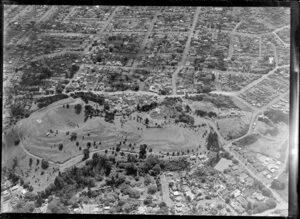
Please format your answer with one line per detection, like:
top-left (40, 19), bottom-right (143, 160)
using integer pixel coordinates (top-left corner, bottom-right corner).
top-left (129, 10), bottom-right (161, 75)
top-left (228, 20), bottom-right (243, 59)
top-left (171, 7), bottom-right (200, 95)
top-left (273, 32), bottom-right (289, 48)
top-left (161, 173), bottom-right (173, 207)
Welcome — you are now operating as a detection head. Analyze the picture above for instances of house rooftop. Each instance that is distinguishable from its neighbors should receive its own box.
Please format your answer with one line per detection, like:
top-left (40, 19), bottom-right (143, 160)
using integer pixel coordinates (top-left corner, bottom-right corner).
top-left (214, 158), bottom-right (233, 172)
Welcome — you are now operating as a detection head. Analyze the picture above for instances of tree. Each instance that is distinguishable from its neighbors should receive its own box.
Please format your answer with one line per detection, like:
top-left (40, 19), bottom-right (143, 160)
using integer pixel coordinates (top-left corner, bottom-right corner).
top-left (82, 148), bottom-right (90, 161)
top-left (145, 118), bottom-right (149, 126)
top-left (41, 159), bottom-right (49, 169)
top-left (70, 132), bottom-right (77, 141)
top-left (159, 202), bottom-right (167, 208)
top-left (29, 158), bottom-right (33, 167)
top-left (58, 143), bottom-right (63, 151)
top-left (14, 139), bottom-right (20, 146)
top-left (105, 162), bottom-right (112, 176)
top-left (148, 185), bottom-right (157, 194)
top-left (151, 164), bottom-right (161, 176)
top-left (211, 74), bottom-right (216, 81)
top-left (225, 197), bottom-right (230, 204)
top-left (125, 162), bottom-right (138, 176)
top-left (185, 104), bottom-right (191, 113)
top-left (92, 153), bottom-right (99, 166)
top-left (139, 144), bottom-right (147, 159)
top-left (74, 104), bottom-right (82, 114)
top-left (143, 196), bottom-right (152, 205)
top-left (123, 203), bottom-right (132, 213)
top-left (144, 175), bottom-right (152, 186)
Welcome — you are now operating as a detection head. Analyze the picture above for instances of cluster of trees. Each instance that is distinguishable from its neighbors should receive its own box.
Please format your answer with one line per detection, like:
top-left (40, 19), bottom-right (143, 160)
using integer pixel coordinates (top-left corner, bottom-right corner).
top-left (175, 113), bottom-right (194, 125)
top-left (161, 158), bottom-right (189, 172)
top-left (192, 166), bottom-right (218, 181)
top-left (253, 181), bottom-right (273, 198)
top-left (195, 109), bottom-right (217, 118)
top-left (36, 153), bottom-right (114, 206)
top-left (247, 198), bottom-right (277, 214)
top-left (207, 152), bottom-right (221, 167)
top-left (82, 148), bottom-right (90, 161)
top-left (139, 155), bottom-right (162, 177)
top-left (137, 102), bottom-right (158, 112)
top-left (105, 172), bottom-right (126, 188)
top-left (10, 104), bottom-right (31, 119)
top-left (206, 131), bottom-right (220, 152)
top-left (70, 92), bottom-right (105, 105)
top-left (105, 111), bottom-right (115, 123)
top-left (120, 183), bottom-right (140, 199)
top-left (36, 94), bottom-right (69, 108)
top-left (270, 179), bottom-right (286, 190)
top-left (70, 132), bottom-right (77, 141)
top-left (20, 64), bottom-right (53, 86)
top-left (147, 184), bottom-right (157, 194)
top-left (84, 104), bottom-right (100, 122)
top-left (139, 144), bottom-right (147, 159)
top-left (222, 151), bottom-right (234, 160)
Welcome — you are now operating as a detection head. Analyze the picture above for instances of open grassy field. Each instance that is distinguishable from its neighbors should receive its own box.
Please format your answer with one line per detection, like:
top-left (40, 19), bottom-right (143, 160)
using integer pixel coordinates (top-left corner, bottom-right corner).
top-left (245, 136), bottom-right (287, 161)
top-left (9, 97), bottom-right (118, 163)
top-left (142, 125), bottom-right (204, 151)
top-left (217, 116), bottom-right (249, 140)
top-left (5, 96), bottom-right (210, 166)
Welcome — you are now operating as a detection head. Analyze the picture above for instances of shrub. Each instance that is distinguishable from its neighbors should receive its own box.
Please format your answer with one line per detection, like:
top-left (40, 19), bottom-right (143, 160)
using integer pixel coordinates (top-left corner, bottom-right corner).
top-left (148, 185), bottom-right (157, 194)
